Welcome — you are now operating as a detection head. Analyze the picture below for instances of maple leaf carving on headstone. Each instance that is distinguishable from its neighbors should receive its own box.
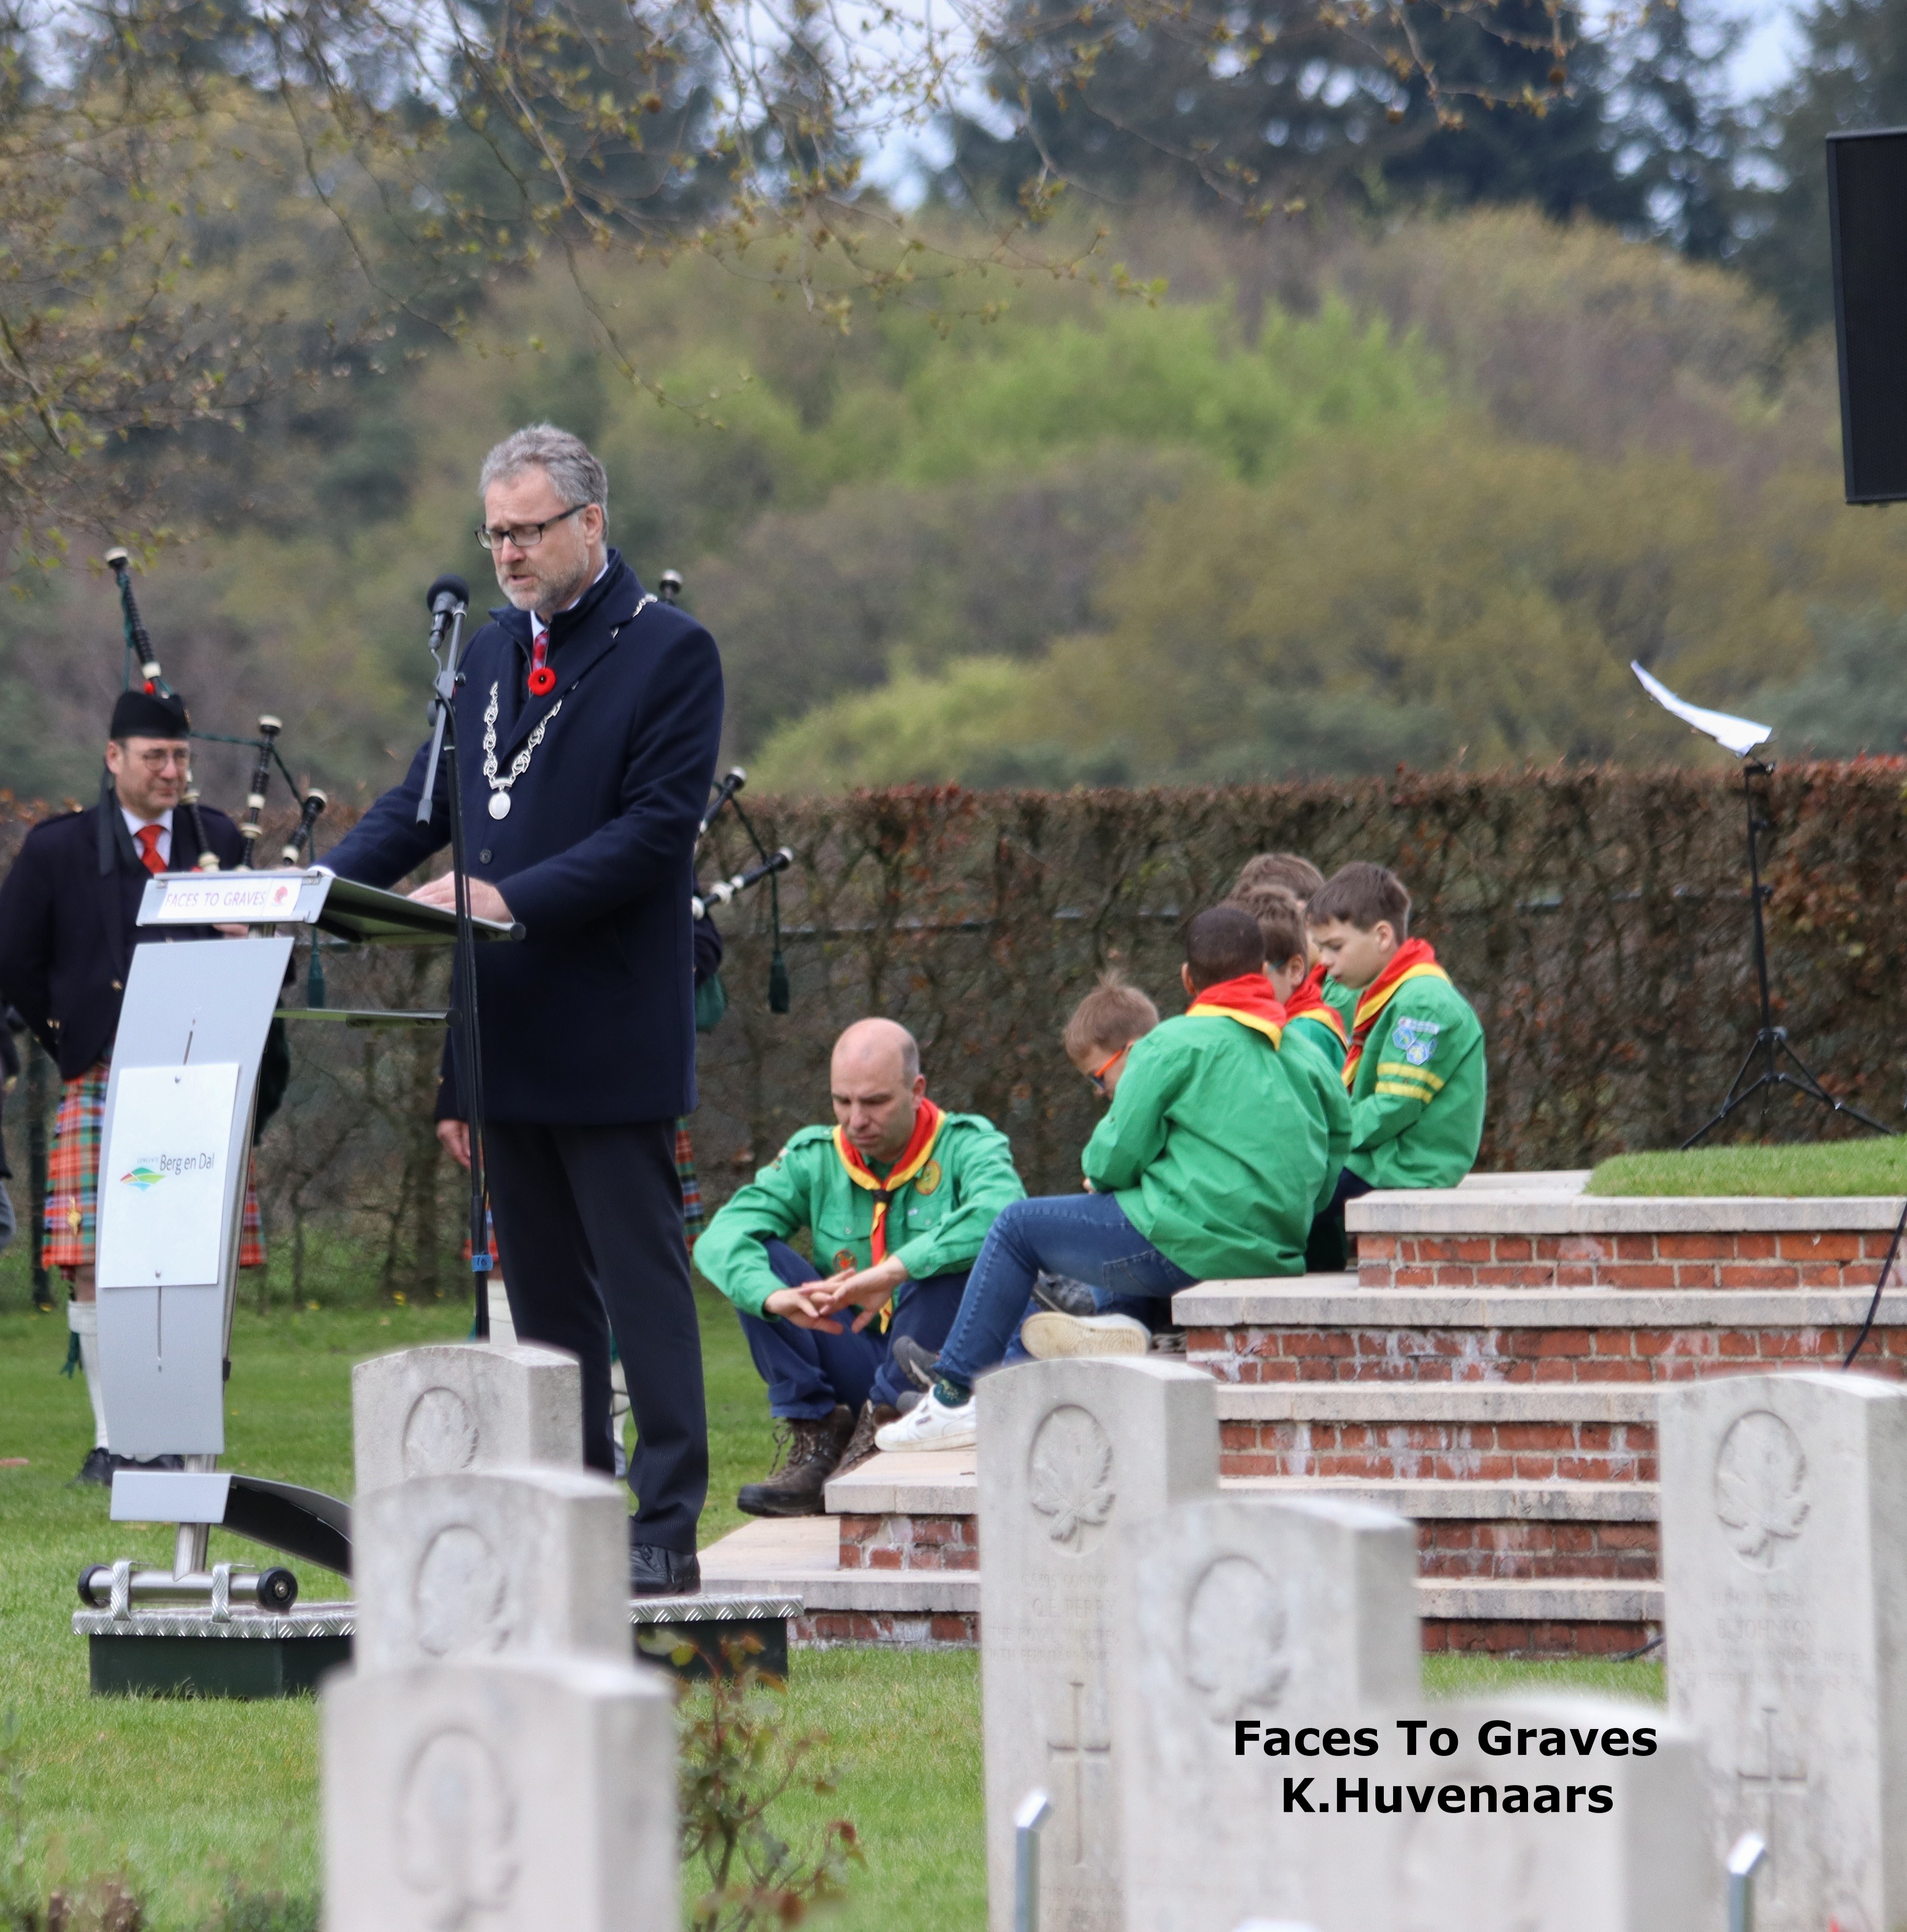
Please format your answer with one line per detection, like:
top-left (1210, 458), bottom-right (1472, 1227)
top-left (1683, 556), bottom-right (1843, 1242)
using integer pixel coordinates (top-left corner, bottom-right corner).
top-left (1714, 1409), bottom-right (1810, 1570)
top-left (1028, 1405), bottom-right (1117, 1551)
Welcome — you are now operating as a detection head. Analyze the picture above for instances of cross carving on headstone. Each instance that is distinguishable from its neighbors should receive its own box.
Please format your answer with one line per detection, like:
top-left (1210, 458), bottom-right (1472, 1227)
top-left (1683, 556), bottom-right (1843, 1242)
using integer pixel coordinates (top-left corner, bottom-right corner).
top-left (1046, 1677), bottom-right (1112, 1867)
top-left (1737, 1703), bottom-right (1807, 1897)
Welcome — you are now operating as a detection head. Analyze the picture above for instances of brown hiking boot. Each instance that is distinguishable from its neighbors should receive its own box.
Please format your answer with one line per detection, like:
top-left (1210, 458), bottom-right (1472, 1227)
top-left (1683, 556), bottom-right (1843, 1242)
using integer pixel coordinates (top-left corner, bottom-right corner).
top-left (735, 1405), bottom-right (855, 1518)
top-left (834, 1399), bottom-right (900, 1479)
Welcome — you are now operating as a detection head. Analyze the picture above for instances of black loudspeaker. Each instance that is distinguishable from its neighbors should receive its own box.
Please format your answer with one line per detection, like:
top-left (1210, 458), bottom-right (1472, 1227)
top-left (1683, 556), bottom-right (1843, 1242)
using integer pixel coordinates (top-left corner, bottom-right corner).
top-left (1828, 128), bottom-right (1907, 503)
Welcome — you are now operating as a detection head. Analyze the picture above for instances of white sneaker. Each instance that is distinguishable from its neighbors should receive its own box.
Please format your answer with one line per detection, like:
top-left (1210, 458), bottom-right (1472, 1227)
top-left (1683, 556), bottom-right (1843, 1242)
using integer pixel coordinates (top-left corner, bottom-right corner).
top-left (1021, 1311), bottom-right (1151, 1361)
top-left (875, 1385), bottom-right (977, 1451)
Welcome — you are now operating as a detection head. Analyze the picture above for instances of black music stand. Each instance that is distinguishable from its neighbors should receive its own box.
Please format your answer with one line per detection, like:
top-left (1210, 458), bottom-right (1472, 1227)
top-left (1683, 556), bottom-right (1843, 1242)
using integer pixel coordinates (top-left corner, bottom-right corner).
top-left (1629, 663), bottom-right (1894, 1147)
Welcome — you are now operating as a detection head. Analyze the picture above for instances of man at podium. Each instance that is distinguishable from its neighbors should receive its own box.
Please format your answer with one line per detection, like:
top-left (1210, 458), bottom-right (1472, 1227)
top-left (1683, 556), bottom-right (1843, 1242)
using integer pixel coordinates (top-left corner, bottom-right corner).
top-left (324, 425), bottom-right (723, 1598)
top-left (0, 687), bottom-right (257, 1484)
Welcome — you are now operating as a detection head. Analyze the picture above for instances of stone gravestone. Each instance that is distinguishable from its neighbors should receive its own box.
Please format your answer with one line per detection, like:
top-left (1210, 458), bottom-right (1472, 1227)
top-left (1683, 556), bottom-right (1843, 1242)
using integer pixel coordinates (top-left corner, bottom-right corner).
top-left (977, 1355), bottom-right (1219, 1932)
top-left (1660, 1369), bottom-right (1907, 1932)
top-left (328, 1381), bottom-right (675, 1930)
top-left (324, 1653), bottom-right (676, 1931)
top-left (1115, 1493), bottom-right (1717, 1930)
top-left (352, 1341), bottom-right (581, 1495)
top-left (353, 1466), bottom-right (629, 1671)
top-left (1112, 1492), bottom-right (1419, 1932)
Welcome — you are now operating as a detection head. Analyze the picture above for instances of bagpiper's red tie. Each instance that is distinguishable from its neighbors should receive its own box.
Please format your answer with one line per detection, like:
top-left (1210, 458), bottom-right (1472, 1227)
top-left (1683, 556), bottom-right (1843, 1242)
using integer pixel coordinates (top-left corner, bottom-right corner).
top-left (133, 824), bottom-right (166, 876)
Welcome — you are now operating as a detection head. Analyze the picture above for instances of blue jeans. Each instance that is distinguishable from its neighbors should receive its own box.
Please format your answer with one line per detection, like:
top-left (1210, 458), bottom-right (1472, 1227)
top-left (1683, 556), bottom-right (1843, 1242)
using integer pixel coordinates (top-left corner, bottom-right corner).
top-left (936, 1194), bottom-right (1197, 1392)
top-left (737, 1239), bottom-right (968, 1419)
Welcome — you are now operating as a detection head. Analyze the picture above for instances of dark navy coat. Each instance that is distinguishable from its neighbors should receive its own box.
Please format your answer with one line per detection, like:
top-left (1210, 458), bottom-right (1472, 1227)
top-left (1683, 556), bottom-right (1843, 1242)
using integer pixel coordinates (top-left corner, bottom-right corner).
top-left (324, 553), bottom-right (723, 1125)
top-left (0, 800), bottom-right (246, 1078)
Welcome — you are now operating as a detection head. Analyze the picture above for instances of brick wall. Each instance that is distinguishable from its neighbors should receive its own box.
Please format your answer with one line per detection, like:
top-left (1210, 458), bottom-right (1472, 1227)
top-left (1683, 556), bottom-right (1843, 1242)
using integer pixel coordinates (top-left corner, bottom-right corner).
top-left (1357, 1230), bottom-right (1901, 1291)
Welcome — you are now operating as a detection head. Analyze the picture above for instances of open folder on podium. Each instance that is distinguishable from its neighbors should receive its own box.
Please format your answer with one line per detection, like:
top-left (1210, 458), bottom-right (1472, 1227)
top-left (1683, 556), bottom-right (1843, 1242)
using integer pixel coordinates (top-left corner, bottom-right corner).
top-left (88, 868), bottom-right (518, 1624)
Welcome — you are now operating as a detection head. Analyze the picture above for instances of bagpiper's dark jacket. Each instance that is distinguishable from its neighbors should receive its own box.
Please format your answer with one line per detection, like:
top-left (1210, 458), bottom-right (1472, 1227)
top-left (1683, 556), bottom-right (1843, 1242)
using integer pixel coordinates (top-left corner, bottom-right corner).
top-left (0, 799), bottom-right (246, 1079)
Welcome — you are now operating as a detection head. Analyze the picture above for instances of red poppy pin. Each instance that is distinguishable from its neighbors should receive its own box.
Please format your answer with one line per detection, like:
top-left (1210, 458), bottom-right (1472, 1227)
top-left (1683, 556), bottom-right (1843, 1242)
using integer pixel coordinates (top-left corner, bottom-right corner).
top-left (528, 666), bottom-right (557, 697)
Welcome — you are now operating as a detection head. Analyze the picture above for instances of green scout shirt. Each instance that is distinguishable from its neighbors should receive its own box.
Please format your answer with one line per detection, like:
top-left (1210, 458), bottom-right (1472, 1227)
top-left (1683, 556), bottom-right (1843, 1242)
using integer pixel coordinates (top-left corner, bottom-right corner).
top-left (1081, 1017), bottom-right (1350, 1281)
top-left (1345, 972), bottom-right (1486, 1190)
top-left (696, 1111), bottom-right (1026, 1318)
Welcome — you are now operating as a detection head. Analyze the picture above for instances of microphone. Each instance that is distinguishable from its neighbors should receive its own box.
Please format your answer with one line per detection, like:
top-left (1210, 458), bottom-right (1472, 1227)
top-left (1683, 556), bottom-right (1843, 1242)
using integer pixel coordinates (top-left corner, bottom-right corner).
top-left (426, 573), bottom-right (469, 642)
top-left (699, 766), bottom-right (748, 838)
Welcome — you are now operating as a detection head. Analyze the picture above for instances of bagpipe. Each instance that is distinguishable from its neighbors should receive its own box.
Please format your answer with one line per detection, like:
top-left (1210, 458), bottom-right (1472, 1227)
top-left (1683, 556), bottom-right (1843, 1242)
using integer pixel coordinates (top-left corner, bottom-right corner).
top-left (105, 547), bottom-right (328, 872)
top-left (672, 572), bottom-right (796, 1015)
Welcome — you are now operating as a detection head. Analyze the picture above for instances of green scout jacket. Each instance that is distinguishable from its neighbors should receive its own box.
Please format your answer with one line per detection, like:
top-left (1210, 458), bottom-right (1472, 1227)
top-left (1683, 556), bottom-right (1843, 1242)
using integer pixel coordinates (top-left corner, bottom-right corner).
top-left (1081, 1017), bottom-right (1350, 1280)
top-left (1288, 1010), bottom-right (1346, 1070)
top-left (696, 1111), bottom-right (1026, 1318)
top-left (1345, 973), bottom-right (1486, 1190)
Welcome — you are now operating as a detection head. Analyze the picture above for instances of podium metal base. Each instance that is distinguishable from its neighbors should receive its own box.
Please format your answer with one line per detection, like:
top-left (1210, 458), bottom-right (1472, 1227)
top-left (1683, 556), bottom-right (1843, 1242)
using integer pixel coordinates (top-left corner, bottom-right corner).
top-left (75, 1595), bottom-right (803, 1697)
top-left (77, 1603), bottom-right (353, 1699)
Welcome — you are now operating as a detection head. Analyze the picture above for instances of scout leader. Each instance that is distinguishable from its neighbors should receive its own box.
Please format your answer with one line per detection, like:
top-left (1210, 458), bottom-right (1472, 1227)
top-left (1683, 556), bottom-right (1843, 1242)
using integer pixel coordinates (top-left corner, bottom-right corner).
top-left (694, 1017), bottom-right (1026, 1514)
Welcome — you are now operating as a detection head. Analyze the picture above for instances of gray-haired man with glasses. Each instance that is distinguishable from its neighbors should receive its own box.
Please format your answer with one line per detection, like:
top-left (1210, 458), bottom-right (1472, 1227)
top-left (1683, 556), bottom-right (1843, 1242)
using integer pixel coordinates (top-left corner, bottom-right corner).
top-left (325, 423), bottom-right (725, 1596)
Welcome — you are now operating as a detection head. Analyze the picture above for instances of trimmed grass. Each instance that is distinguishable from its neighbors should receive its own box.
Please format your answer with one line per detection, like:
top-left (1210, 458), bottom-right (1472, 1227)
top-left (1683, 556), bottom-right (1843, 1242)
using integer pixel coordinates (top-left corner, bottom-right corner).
top-left (0, 1296), bottom-right (1661, 1928)
top-left (1588, 1138), bottom-right (1907, 1198)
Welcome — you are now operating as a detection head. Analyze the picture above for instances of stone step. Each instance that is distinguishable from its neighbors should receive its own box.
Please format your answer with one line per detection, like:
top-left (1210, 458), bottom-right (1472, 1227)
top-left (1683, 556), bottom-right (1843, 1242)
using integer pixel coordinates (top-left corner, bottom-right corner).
top-left (1215, 1380), bottom-right (1658, 1483)
top-left (697, 1510), bottom-right (1660, 1656)
top-left (1176, 1284), bottom-right (1907, 1384)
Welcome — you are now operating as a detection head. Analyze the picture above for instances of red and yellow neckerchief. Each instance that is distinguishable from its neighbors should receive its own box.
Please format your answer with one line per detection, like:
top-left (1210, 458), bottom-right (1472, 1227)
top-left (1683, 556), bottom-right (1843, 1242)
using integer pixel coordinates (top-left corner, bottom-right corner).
top-left (1185, 972), bottom-right (1287, 1047)
top-left (1284, 962), bottom-right (1348, 1049)
top-left (1341, 938), bottom-right (1450, 1088)
top-left (832, 1097), bottom-right (946, 1266)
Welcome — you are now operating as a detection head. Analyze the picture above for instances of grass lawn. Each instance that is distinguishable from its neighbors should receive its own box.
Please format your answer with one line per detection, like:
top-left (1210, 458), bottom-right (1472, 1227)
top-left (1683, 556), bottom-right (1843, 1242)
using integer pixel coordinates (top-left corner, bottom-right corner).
top-left (1588, 1137), bottom-right (1907, 1197)
top-left (0, 1290), bottom-right (1662, 1928)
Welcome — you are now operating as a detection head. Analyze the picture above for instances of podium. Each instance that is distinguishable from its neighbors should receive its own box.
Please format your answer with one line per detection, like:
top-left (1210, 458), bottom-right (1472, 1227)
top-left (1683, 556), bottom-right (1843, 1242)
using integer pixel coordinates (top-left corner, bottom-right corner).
top-left (75, 868), bottom-right (517, 1697)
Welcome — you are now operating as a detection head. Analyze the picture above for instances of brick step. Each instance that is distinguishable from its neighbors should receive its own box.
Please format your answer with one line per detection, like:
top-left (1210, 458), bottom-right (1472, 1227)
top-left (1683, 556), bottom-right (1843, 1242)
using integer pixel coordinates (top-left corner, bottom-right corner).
top-left (698, 1510), bottom-right (1659, 1656)
top-left (1215, 1381), bottom-right (1657, 1482)
top-left (823, 1457), bottom-right (1660, 1583)
top-left (1235, 1476), bottom-right (1659, 1581)
top-left (1347, 1177), bottom-right (1905, 1291)
top-left (1175, 1285), bottom-right (1907, 1385)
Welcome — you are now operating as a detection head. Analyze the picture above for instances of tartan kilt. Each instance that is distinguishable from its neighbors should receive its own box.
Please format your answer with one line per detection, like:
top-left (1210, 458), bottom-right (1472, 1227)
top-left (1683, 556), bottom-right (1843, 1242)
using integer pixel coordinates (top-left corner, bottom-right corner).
top-left (44, 1061), bottom-right (265, 1272)
top-left (676, 1119), bottom-right (703, 1244)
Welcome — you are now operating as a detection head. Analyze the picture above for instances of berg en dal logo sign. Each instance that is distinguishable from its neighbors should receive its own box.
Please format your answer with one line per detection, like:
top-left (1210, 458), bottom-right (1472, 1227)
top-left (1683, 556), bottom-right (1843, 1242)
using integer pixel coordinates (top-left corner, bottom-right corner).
top-left (119, 1150), bottom-right (217, 1192)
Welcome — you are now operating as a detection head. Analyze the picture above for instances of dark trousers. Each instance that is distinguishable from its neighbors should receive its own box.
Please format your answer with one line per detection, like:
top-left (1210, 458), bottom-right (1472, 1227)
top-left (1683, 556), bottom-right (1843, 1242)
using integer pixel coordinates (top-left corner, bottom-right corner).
top-left (738, 1239), bottom-right (967, 1419)
top-left (1306, 1167), bottom-right (1374, 1273)
top-left (485, 1117), bottom-right (707, 1554)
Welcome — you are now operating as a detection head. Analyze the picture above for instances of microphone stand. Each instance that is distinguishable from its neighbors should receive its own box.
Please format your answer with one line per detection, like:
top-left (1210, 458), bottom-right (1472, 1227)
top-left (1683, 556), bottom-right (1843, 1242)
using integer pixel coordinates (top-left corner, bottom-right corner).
top-left (419, 598), bottom-right (493, 1339)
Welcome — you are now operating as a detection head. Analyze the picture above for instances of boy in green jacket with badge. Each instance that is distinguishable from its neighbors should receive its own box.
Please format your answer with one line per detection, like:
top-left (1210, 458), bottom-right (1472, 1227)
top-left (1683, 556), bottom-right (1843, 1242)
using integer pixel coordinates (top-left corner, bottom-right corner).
top-left (1305, 861), bottom-right (1487, 1269)
top-left (878, 906), bottom-right (1350, 1452)
top-left (695, 1017), bottom-right (1025, 1513)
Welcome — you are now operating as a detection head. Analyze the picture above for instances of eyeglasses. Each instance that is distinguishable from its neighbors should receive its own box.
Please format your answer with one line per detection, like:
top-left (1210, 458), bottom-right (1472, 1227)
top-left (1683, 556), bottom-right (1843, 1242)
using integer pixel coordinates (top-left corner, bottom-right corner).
top-left (1087, 1045), bottom-right (1128, 1096)
top-left (133, 749), bottom-right (190, 772)
top-left (475, 504), bottom-right (586, 552)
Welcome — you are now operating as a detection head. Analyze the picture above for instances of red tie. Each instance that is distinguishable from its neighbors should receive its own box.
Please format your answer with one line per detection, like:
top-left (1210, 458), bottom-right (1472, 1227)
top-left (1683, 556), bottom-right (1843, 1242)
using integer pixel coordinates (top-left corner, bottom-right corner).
top-left (528, 619), bottom-right (557, 697)
top-left (134, 824), bottom-right (165, 876)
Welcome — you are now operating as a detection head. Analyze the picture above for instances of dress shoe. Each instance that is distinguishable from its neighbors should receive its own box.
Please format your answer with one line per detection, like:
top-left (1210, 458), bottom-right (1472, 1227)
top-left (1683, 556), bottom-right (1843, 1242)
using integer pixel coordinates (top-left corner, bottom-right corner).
top-left (629, 1541), bottom-right (701, 1598)
top-left (71, 1446), bottom-right (113, 1488)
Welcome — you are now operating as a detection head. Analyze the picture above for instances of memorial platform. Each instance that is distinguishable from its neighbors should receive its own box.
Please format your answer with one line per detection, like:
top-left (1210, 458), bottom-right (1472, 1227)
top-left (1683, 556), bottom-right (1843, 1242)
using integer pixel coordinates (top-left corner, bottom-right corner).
top-left (696, 1172), bottom-right (1907, 1656)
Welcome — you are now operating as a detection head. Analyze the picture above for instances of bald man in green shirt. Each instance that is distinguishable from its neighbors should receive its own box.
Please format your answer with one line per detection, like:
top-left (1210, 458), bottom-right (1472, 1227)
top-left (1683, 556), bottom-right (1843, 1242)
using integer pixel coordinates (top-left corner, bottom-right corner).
top-left (696, 1018), bottom-right (1026, 1514)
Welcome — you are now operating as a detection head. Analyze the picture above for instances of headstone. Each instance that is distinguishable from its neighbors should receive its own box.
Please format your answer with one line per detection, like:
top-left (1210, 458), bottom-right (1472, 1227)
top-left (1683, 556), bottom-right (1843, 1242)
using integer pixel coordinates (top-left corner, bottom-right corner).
top-left (353, 1467), bottom-right (629, 1672)
top-left (1660, 1369), bottom-right (1907, 1932)
top-left (1112, 1493), bottom-right (1420, 1932)
top-left (1114, 1493), bottom-right (1717, 1930)
top-left (977, 1355), bottom-right (1219, 1932)
top-left (352, 1342), bottom-right (581, 1494)
top-left (323, 1654), bottom-right (676, 1932)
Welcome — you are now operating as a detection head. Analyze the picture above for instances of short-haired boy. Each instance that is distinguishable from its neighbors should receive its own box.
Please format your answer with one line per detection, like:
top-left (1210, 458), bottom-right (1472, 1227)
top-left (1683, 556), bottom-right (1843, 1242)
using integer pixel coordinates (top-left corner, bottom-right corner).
top-left (1305, 861), bottom-right (1486, 1270)
top-left (876, 908), bottom-right (1350, 1450)
top-left (1225, 883), bottom-right (1346, 1069)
